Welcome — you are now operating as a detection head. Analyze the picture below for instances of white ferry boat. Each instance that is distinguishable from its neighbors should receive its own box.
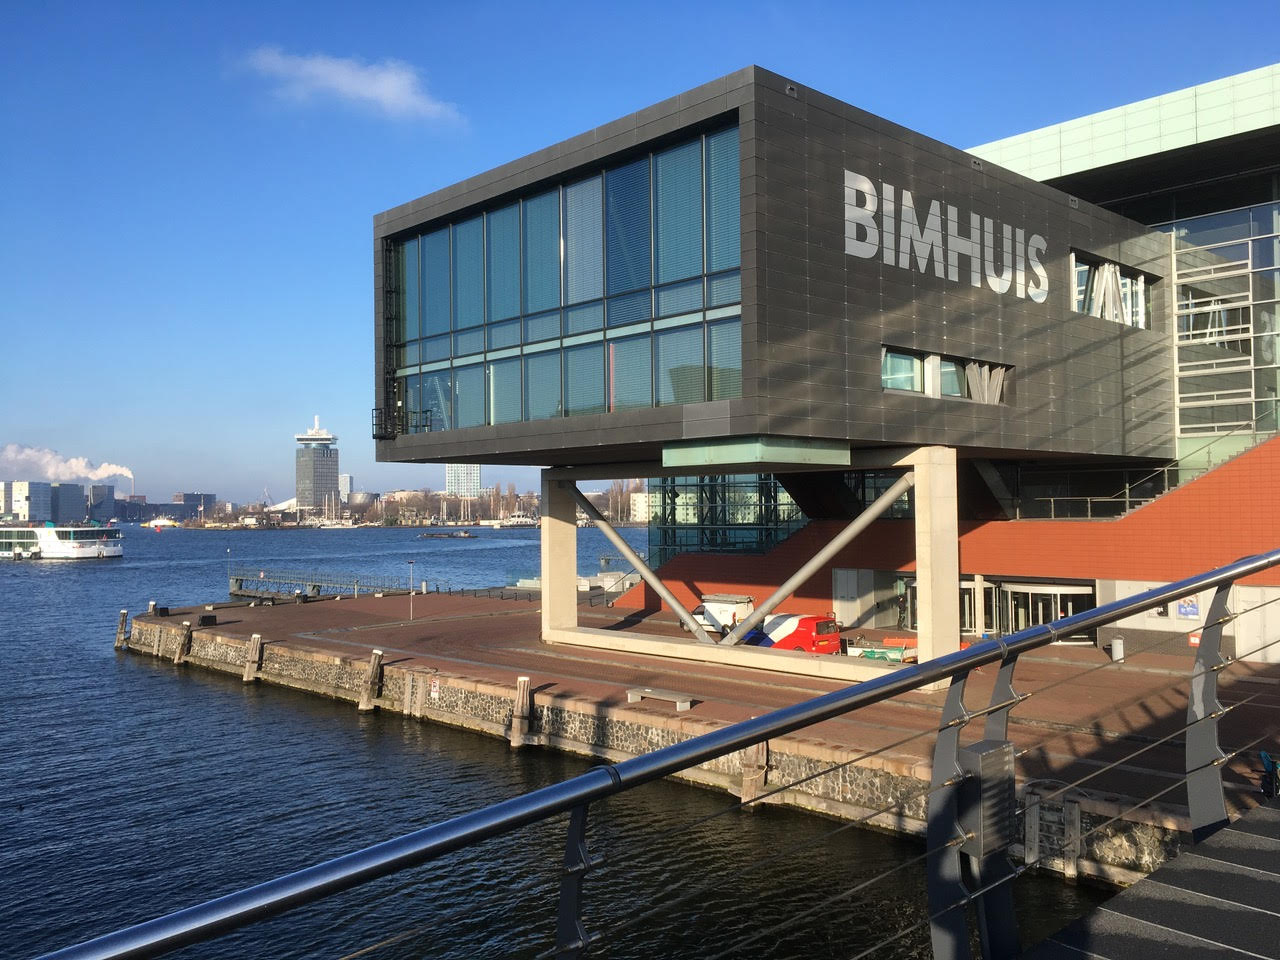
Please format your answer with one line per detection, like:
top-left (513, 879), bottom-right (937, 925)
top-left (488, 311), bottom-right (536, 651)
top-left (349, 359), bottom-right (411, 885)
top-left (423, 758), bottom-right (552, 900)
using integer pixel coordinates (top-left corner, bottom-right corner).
top-left (499, 512), bottom-right (539, 529)
top-left (0, 525), bottom-right (124, 560)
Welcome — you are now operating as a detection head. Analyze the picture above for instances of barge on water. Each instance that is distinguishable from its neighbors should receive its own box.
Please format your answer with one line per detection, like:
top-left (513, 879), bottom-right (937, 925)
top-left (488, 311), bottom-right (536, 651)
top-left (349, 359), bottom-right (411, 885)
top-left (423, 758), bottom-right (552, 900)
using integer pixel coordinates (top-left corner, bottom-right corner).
top-left (1, 525), bottom-right (124, 559)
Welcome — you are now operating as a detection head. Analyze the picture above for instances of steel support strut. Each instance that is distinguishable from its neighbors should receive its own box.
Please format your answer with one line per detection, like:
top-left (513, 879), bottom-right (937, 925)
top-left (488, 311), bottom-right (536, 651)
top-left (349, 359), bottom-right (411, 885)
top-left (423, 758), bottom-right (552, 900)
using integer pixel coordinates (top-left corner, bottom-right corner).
top-left (568, 486), bottom-right (716, 644)
top-left (1187, 582), bottom-right (1232, 842)
top-left (723, 473), bottom-right (916, 644)
top-left (554, 805), bottom-right (595, 958)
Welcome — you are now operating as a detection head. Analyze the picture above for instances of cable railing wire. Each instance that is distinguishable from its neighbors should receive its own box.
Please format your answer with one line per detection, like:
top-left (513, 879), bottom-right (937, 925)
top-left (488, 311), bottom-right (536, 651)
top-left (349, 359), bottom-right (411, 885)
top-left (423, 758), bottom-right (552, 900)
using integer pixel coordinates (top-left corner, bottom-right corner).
top-left (701, 834), bottom-right (971, 960)
top-left (587, 722), bottom-right (942, 882)
top-left (336, 689), bottom-right (1046, 958)
top-left (333, 863), bottom-right (560, 960)
top-left (366, 595), bottom-right (1279, 960)
top-left (701, 700), bottom-right (1266, 960)
top-left (847, 731), bottom-right (1275, 960)
top-left (585, 686), bottom-right (1032, 912)
top-left (597, 596), bottom-right (1280, 960)
top-left (40, 549), bottom-right (1280, 960)
top-left (560, 774), bottom-right (974, 960)
top-left (845, 774), bottom-right (1191, 960)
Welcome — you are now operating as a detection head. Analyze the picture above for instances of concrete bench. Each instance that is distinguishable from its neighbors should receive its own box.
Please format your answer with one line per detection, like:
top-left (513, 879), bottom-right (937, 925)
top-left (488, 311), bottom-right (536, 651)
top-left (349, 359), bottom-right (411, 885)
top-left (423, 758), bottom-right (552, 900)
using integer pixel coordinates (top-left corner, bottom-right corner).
top-left (627, 686), bottom-right (694, 712)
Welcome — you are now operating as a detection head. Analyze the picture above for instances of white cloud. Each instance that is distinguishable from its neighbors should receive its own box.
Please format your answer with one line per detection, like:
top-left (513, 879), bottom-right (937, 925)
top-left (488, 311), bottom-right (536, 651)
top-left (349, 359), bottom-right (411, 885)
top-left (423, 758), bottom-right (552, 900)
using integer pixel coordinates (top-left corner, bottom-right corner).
top-left (245, 46), bottom-right (461, 122)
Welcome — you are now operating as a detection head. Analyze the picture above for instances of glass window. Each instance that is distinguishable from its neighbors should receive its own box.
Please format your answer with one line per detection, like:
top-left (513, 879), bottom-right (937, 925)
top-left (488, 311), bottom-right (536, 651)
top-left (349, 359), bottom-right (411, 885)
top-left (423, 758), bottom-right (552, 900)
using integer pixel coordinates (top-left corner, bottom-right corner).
top-left (524, 351), bottom-right (561, 420)
top-left (486, 204), bottom-right (520, 322)
top-left (707, 318), bottom-right (741, 400)
top-left (656, 279), bottom-right (703, 318)
top-left (882, 351), bottom-right (924, 392)
top-left (564, 343), bottom-right (605, 416)
top-left (608, 335), bottom-right (651, 410)
top-left (452, 217), bottom-right (484, 329)
top-left (422, 334), bottom-right (451, 363)
top-left (940, 359), bottom-right (968, 397)
top-left (564, 176), bottom-right (603, 304)
top-left (1251, 202), bottom-right (1280, 239)
top-left (453, 326), bottom-right (484, 357)
top-left (705, 127), bottom-right (740, 273)
top-left (420, 369), bottom-right (452, 431)
top-left (655, 325), bottom-right (705, 405)
top-left (453, 363), bottom-right (484, 428)
top-left (523, 190), bottom-right (561, 314)
top-left (655, 140), bottom-right (703, 284)
top-left (404, 373), bottom-right (422, 432)
top-left (606, 157), bottom-right (651, 295)
top-left (487, 318), bottom-right (521, 350)
top-left (488, 357), bottom-right (522, 425)
top-left (524, 310), bottom-right (560, 343)
top-left (607, 290), bottom-right (651, 327)
top-left (707, 270), bottom-right (741, 308)
top-left (398, 237), bottom-right (419, 342)
top-left (422, 228), bottom-right (451, 336)
top-left (565, 301), bottom-right (604, 335)
top-left (1177, 208), bottom-right (1252, 248)
top-left (1256, 304), bottom-right (1279, 366)
top-left (402, 340), bottom-right (420, 366)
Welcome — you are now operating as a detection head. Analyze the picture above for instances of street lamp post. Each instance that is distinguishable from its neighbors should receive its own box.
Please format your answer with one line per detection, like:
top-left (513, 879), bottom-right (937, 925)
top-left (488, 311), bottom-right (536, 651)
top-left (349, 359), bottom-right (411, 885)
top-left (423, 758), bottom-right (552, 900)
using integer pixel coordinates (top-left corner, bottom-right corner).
top-left (408, 559), bottom-right (415, 621)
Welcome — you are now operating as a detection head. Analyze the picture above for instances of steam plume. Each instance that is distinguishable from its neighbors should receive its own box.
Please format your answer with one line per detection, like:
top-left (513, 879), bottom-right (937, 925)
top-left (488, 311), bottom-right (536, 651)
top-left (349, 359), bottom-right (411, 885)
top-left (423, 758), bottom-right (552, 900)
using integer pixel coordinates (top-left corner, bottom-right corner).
top-left (0, 444), bottom-right (134, 482)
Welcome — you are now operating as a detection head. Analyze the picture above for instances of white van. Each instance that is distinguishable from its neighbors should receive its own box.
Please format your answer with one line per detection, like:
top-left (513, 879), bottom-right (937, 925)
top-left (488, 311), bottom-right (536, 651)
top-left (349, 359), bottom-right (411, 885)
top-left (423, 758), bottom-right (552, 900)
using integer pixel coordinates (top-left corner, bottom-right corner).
top-left (685, 594), bottom-right (755, 636)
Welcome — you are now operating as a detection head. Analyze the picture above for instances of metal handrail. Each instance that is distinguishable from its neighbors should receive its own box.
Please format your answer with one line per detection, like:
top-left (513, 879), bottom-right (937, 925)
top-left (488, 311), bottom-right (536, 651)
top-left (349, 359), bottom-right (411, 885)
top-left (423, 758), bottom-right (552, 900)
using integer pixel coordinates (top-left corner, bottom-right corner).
top-left (1031, 413), bottom-right (1277, 519)
top-left (41, 547), bottom-right (1280, 960)
top-left (228, 567), bottom-right (408, 593)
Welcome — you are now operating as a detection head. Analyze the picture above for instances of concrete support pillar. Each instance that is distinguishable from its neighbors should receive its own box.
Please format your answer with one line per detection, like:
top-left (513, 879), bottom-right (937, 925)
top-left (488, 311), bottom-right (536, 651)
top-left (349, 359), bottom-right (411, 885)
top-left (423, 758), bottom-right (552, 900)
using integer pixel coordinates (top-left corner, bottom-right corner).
top-left (358, 649), bottom-right (384, 712)
top-left (913, 446), bottom-right (960, 662)
top-left (540, 472), bottom-right (578, 638)
top-left (113, 610), bottom-right (129, 650)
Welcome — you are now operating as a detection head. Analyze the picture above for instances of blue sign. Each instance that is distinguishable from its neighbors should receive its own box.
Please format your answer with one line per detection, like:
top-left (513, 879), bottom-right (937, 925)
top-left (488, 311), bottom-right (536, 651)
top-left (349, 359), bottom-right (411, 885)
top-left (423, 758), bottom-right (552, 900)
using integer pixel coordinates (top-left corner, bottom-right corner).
top-left (1177, 597), bottom-right (1200, 619)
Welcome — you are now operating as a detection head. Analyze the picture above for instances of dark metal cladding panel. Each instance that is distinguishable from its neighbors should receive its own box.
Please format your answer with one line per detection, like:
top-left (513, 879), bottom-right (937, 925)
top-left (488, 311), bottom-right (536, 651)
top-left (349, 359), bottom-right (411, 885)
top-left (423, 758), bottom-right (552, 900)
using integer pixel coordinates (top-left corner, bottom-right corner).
top-left (750, 67), bottom-right (1174, 463)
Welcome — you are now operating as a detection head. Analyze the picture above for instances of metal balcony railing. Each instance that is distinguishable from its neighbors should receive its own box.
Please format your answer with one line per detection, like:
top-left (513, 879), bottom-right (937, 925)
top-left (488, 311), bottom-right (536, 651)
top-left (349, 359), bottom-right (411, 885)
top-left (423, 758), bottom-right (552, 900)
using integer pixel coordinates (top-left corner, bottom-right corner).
top-left (1028, 409), bottom-right (1277, 519)
top-left (40, 548), bottom-right (1280, 960)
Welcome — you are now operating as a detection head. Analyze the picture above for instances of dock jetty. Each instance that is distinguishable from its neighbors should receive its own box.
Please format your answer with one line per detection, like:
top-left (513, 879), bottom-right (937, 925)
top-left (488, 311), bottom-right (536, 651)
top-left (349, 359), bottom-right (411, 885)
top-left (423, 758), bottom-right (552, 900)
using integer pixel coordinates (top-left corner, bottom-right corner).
top-left (116, 588), bottom-right (1280, 888)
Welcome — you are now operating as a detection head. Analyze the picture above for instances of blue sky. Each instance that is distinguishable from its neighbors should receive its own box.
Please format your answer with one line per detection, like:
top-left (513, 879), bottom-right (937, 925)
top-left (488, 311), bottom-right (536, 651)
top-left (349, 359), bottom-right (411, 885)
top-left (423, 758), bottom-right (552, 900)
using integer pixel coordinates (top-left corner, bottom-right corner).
top-left (2, 1), bottom-right (1276, 503)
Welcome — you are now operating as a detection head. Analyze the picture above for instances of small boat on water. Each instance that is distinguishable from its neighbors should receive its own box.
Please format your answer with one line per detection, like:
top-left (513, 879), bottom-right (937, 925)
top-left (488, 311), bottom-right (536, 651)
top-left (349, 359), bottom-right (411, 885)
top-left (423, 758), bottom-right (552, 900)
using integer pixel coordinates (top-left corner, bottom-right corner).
top-left (1, 525), bottom-right (124, 560)
top-left (418, 530), bottom-right (476, 539)
top-left (499, 512), bottom-right (539, 529)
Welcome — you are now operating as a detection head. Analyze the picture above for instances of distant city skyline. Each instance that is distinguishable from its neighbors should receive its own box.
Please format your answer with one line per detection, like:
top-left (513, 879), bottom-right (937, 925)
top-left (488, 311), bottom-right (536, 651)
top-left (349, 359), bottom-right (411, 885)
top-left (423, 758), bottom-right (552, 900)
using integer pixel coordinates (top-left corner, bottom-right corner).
top-left (3, 4), bottom-right (1277, 502)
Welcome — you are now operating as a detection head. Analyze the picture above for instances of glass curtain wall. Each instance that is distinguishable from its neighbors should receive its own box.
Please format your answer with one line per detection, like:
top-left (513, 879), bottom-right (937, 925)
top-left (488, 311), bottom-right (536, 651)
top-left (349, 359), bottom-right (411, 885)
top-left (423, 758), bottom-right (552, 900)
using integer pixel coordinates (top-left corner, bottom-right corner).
top-left (1162, 201), bottom-right (1280, 447)
top-left (647, 476), bottom-right (806, 568)
top-left (387, 126), bottom-right (742, 435)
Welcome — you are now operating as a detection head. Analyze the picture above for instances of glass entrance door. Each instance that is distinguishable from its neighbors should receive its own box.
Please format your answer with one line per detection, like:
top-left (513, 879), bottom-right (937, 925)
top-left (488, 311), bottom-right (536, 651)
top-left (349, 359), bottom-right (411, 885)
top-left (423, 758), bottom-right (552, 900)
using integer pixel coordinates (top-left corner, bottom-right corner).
top-left (999, 583), bottom-right (1095, 640)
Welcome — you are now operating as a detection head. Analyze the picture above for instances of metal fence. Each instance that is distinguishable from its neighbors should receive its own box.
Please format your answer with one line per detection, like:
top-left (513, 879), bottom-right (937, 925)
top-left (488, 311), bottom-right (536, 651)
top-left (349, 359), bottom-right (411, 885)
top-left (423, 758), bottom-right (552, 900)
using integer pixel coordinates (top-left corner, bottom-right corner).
top-left (44, 548), bottom-right (1280, 960)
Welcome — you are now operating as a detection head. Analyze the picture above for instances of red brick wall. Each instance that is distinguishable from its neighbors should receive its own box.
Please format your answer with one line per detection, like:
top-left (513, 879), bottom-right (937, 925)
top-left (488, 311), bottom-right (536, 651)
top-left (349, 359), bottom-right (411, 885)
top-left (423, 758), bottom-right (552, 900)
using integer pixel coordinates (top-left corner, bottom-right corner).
top-left (617, 437), bottom-right (1280, 614)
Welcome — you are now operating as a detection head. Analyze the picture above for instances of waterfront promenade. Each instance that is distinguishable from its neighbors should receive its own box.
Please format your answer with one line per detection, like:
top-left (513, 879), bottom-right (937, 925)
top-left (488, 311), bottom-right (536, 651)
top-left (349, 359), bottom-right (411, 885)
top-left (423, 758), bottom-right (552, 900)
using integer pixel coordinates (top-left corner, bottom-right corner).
top-left (124, 588), bottom-right (1280, 886)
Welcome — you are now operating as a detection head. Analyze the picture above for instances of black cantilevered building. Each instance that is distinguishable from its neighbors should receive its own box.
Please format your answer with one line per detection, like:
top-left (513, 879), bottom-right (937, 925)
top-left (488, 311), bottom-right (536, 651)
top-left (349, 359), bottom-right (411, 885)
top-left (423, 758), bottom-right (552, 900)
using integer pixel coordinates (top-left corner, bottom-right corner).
top-left (371, 67), bottom-right (1174, 672)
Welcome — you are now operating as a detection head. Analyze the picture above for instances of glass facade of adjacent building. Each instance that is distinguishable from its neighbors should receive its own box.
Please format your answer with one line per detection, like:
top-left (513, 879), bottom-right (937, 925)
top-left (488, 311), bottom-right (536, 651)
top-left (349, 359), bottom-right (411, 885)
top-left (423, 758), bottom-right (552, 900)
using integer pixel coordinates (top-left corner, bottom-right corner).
top-left (647, 475), bottom-right (805, 568)
top-left (1161, 201), bottom-right (1280, 443)
top-left (386, 126), bottom-right (742, 433)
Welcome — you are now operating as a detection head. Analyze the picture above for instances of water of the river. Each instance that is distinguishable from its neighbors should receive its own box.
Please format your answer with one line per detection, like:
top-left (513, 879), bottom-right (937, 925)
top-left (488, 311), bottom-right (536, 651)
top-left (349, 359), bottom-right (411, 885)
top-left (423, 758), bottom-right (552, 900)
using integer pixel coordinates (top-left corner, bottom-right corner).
top-left (0, 526), bottom-right (1105, 959)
